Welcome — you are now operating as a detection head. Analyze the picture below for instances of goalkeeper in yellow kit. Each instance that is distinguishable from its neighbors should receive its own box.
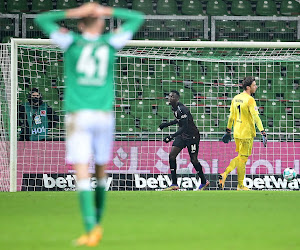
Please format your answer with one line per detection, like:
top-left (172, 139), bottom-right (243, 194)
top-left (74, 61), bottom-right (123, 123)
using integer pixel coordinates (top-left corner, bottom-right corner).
top-left (218, 76), bottom-right (267, 191)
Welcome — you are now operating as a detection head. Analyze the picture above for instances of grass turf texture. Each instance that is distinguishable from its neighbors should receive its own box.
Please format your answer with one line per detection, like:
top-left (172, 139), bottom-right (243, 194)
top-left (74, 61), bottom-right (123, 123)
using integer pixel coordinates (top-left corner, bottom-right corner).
top-left (1, 191), bottom-right (299, 250)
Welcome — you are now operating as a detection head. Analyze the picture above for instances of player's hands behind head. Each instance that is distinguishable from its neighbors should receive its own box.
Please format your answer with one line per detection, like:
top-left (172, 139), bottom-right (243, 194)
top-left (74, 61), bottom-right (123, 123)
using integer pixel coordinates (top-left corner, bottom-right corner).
top-left (261, 130), bottom-right (267, 147)
top-left (67, 3), bottom-right (112, 19)
top-left (221, 128), bottom-right (231, 143)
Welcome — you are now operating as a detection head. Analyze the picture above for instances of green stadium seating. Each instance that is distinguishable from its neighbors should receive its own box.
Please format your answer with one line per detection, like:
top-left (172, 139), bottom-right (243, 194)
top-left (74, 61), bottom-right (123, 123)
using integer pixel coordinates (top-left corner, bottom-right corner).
top-left (7, 0), bottom-right (29, 13)
top-left (258, 63), bottom-right (281, 79)
top-left (285, 90), bottom-right (300, 101)
top-left (264, 101), bottom-right (285, 119)
top-left (264, 20), bottom-right (287, 32)
top-left (0, 0), bottom-right (6, 13)
top-left (56, 0), bottom-right (78, 9)
top-left (280, 0), bottom-right (300, 15)
top-left (181, 0), bottom-right (204, 15)
top-left (255, 87), bottom-right (273, 101)
top-left (206, 0), bottom-right (228, 16)
top-left (256, 0), bottom-right (277, 16)
top-left (286, 62), bottom-right (300, 79)
top-left (278, 116), bottom-right (294, 132)
top-left (142, 85), bottom-right (163, 99)
top-left (115, 113), bottom-right (136, 133)
top-left (231, 0), bottom-right (253, 16)
top-left (107, 0), bottom-right (127, 8)
top-left (293, 105), bottom-right (300, 119)
top-left (197, 114), bottom-right (215, 132)
top-left (46, 61), bottom-right (64, 79)
top-left (130, 99), bottom-right (156, 117)
top-left (234, 63), bottom-right (256, 77)
top-left (188, 20), bottom-right (205, 32)
top-left (176, 61), bottom-right (200, 81)
top-left (140, 113), bottom-right (160, 132)
top-left (164, 20), bottom-right (187, 31)
top-left (132, 0), bottom-right (154, 14)
top-left (31, 0), bottom-right (53, 13)
top-left (156, 0), bottom-right (179, 15)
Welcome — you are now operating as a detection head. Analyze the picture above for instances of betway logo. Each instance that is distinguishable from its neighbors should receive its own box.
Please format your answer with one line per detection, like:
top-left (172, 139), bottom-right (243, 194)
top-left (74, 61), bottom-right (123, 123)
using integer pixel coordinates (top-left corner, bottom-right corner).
top-left (134, 174), bottom-right (201, 189)
top-left (245, 176), bottom-right (300, 190)
top-left (43, 174), bottom-right (112, 191)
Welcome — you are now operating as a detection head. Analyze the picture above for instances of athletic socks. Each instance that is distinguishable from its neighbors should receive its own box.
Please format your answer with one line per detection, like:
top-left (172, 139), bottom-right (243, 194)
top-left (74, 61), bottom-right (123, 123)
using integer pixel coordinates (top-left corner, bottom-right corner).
top-left (223, 155), bottom-right (248, 186)
top-left (95, 178), bottom-right (106, 224)
top-left (169, 158), bottom-right (178, 185)
top-left (237, 155), bottom-right (248, 186)
top-left (193, 162), bottom-right (207, 184)
top-left (77, 179), bottom-right (96, 232)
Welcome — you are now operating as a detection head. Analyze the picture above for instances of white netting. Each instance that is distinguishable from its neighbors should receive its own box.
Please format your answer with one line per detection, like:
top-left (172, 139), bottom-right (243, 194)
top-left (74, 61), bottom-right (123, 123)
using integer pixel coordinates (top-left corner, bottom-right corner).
top-left (5, 40), bottom-right (300, 191)
top-left (0, 44), bottom-right (11, 191)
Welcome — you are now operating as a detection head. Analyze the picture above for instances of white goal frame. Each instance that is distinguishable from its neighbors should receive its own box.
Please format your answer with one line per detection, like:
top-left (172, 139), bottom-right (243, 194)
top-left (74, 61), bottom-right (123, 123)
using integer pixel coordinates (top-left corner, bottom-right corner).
top-left (9, 38), bottom-right (300, 192)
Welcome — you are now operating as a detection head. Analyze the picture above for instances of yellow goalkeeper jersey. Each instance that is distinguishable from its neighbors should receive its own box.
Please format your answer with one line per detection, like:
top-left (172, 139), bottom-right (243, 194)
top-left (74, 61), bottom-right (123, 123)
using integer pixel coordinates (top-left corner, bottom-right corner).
top-left (227, 92), bottom-right (264, 139)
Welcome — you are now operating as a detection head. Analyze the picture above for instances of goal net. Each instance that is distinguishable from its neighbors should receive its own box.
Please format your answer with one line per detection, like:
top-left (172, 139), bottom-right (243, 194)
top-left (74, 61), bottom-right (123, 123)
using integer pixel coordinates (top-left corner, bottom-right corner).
top-left (2, 39), bottom-right (300, 192)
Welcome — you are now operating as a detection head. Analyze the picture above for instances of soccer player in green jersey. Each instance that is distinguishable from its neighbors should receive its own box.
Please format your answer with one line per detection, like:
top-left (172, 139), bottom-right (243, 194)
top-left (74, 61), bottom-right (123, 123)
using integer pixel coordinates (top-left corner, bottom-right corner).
top-left (35, 3), bottom-right (144, 246)
top-left (219, 76), bottom-right (267, 191)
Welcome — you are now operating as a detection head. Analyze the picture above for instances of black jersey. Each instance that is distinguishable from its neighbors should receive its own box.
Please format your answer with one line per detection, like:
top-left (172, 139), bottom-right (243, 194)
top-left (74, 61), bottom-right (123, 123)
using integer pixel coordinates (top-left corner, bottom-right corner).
top-left (172, 102), bottom-right (199, 140)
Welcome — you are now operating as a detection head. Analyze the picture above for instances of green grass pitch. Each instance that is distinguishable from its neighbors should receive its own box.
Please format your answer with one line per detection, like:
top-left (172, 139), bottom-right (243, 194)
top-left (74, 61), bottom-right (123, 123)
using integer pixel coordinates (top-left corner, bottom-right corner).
top-left (1, 191), bottom-right (299, 250)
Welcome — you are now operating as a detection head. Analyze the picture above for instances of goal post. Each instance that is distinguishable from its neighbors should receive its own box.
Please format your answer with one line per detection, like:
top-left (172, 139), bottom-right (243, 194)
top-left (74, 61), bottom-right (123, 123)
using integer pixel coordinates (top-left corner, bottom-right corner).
top-left (4, 38), bottom-right (300, 192)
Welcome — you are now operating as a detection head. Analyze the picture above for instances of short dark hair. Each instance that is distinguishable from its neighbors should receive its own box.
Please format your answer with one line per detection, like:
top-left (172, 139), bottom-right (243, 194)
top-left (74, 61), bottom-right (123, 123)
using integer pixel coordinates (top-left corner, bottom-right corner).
top-left (242, 76), bottom-right (255, 90)
top-left (79, 17), bottom-right (99, 27)
top-left (170, 90), bottom-right (180, 98)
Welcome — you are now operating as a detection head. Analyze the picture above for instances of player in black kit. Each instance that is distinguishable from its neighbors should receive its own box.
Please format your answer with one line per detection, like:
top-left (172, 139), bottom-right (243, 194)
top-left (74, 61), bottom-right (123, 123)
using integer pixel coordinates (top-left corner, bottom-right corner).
top-left (159, 90), bottom-right (210, 191)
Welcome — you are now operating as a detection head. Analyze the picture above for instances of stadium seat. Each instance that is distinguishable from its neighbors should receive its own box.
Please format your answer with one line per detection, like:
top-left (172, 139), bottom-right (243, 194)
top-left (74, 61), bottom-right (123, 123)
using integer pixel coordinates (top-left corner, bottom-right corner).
top-left (264, 20), bottom-right (287, 32)
top-left (31, 0), bottom-right (53, 13)
top-left (142, 85), bottom-right (164, 99)
top-left (258, 63), bottom-right (281, 79)
top-left (264, 101), bottom-right (285, 119)
top-left (132, 0), bottom-right (154, 14)
top-left (285, 90), bottom-right (300, 101)
top-left (176, 61), bottom-right (200, 81)
top-left (231, 0), bottom-right (254, 16)
top-left (197, 114), bottom-right (215, 133)
top-left (46, 61), bottom-right (64, 79)
top-left (234, 63), bottom-right (256, 77)
top-left (280, 0), bottom-right (300, 15)
top-left (256, 0), bottom-right (277, 16)
top-left (7, 0), bottom-right (29, 13)
top-left (130, 99), bottom-right (156, 117)
top-left (115, 113), bottom-right (136, 133)
top-left (0, 1), bottom-right (6, 13)
top-left (140, 113), bottom-right (160, 132)
top-left (164, 20), bottom-right (187, 31)
top-left (156, 0), bottom-right (179, 15)
top-left (56, 0), bottom-right (78, 9)
top-left (206, 0), bottom-right (228, 16)
top-left (181, 0), bottom-right (204, 15)
top-left (278, 116), bottom-right (294, 132)
top-left (286, 62), bottom-right (300, 79)
top-left (255, 87), bottom-right (273, 101)
top-left (107, 0), bottom-right (127, 8)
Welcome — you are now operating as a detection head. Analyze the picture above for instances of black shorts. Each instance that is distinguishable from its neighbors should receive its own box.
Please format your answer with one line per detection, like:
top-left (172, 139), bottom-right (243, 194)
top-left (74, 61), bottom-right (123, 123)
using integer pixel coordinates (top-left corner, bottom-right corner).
top-left (172, 135), bottom-right (200, 156)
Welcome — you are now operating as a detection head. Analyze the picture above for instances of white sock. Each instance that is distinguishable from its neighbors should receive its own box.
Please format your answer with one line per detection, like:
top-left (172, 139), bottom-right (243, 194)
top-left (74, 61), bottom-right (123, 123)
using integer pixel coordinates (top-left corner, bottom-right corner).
top-left (77, 178), bottom-right (91, 191)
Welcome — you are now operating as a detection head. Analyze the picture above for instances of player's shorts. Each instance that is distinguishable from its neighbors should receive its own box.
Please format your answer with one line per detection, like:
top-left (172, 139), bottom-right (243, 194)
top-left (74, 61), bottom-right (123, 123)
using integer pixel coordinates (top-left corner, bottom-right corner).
top-left (66, 110), bottom-right (114, 165)
top-left (235, 138), bottom-right (254, 157)
top-left (172, 135), bottom-right (200, 156)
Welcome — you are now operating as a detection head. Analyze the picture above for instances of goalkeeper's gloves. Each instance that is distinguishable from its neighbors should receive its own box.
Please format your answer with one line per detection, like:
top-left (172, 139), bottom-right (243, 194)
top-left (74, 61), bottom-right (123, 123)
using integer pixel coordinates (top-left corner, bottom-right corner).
top-left (159, 122), bottom-right (168, 130)
top-left (163, 134), bottom-right (174, 143)
top-left (222, 128), bottom-right (232, 143)
top-left (261, 130), bottom-right (267, 147)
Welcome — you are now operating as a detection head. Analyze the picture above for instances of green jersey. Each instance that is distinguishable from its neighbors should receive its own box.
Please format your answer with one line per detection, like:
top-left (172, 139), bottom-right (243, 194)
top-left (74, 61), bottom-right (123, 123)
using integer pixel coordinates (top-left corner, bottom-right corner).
top-left (35, 9), bottom-right (144, 112)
